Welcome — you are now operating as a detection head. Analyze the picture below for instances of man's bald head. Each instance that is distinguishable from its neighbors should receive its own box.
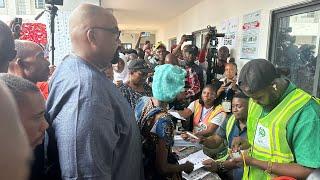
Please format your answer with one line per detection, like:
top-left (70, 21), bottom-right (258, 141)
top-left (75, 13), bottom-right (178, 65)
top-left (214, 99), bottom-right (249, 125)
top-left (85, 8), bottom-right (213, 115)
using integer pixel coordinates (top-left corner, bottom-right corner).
top-left (69, 4), bottom-right (120, 69)
top-left (0, 20), bottom-right (16, 73)
top-left (69, 4), bottom-right (116, 32)
top-left (0, 82), bottom-right (31, 180)
top-left (165, 53), bottom-right (179, 66)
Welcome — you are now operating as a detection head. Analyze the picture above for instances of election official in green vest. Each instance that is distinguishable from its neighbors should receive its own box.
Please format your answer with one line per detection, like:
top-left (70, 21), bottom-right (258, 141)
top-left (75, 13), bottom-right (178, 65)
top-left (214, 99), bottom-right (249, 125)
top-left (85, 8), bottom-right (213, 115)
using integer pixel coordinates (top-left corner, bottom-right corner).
top-left (202, 91), bottom-right (249, 180)
top-left (232, 59), bottom-right (320, 180)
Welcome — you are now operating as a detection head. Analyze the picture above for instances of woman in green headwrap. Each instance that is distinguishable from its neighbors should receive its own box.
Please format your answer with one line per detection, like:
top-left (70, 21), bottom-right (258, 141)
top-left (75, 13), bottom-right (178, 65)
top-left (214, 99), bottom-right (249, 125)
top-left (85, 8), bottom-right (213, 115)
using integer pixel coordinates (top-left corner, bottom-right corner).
top-left (134, 64), bottom-right (194, 180)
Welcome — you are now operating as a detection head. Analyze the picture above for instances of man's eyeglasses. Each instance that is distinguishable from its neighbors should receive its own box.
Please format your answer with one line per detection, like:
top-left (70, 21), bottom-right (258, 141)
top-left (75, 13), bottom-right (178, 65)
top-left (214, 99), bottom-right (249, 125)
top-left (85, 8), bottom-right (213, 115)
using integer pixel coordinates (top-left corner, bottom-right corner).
top-left (91, 27), bottom-right (121, 39)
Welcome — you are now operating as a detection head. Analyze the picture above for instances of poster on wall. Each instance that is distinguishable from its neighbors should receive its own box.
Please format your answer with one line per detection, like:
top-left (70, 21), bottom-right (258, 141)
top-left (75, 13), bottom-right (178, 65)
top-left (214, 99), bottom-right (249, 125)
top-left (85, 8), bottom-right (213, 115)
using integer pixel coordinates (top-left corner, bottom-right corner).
top-left (240, 10), bottom-right (261, 59)
top-left (220, 17), bottom-right (239, 49)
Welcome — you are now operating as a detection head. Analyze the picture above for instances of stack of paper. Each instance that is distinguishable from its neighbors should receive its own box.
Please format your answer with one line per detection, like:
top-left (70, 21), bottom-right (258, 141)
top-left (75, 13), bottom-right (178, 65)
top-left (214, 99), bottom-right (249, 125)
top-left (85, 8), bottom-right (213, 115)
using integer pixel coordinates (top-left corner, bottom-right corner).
top-left (174, 135), bottom-right (201, 147)
top-left (178, 150), bottom-right (211, 170)
top-left (182, 168), bottom-right (211, 180)
top-left (179, 150), bottom-right (213, 180)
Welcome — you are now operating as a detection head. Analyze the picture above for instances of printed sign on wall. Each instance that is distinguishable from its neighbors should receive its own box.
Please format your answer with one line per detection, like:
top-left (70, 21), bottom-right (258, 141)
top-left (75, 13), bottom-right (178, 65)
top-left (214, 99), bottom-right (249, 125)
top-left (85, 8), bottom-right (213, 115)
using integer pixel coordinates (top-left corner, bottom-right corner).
top-left (240, 10), bottom-right (262, 59)
top-left (220, 17), bottom-right (239, 49)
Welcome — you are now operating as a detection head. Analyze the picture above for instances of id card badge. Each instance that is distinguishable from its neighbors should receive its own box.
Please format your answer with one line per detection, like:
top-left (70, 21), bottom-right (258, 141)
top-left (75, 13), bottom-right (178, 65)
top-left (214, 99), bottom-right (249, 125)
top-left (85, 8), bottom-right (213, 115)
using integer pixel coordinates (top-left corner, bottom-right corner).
top-left (254, 124), bottom-right (271, 150)
top-left (222, 100), bottom-right (231, 112)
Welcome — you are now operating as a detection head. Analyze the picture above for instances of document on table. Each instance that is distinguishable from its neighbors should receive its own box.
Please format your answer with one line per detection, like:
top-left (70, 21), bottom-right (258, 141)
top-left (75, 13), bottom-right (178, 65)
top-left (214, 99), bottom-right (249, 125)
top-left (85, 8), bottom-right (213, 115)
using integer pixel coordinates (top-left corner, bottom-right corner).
top-left (174, 135), bottom-right (201, 147)
top-left (182, 168), bottom-right (211, 180)
top-left (168, 111), bottom-right (186, 120)
top-left (178, 150), bottom-right (211, 170)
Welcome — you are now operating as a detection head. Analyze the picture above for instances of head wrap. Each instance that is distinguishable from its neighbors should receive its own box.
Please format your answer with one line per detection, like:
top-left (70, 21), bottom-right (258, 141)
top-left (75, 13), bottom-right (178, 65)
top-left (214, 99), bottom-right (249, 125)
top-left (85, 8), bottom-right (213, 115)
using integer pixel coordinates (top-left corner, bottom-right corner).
top-left (152, 64), bottom-right (186, 102)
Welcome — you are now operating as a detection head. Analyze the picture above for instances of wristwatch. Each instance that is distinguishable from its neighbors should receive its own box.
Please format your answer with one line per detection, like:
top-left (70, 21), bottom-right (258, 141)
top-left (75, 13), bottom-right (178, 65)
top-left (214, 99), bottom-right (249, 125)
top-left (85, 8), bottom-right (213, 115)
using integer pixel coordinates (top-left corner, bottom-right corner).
top-left (217, 161), bottom-right (226, 172)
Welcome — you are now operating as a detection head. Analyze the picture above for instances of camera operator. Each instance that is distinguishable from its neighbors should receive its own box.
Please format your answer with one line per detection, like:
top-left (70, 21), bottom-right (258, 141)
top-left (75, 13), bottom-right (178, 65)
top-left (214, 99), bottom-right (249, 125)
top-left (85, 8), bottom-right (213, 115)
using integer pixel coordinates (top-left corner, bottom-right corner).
top-left (173, 34), bottom-right (208, 71)
top-left (182, 44), bottom-right (204, 102)
top-left (9, 18), bottom-right (22, 40)
top-left (201, 36), bottom-right (234, 80)
top-left (149, 42), bottom-right (168, 69)
top-left (135, 32), bottom-right (152, 60)
top-left (214, 46), bottom-right (232, 79)
top-left (172, 35), bottom-right (187, 65)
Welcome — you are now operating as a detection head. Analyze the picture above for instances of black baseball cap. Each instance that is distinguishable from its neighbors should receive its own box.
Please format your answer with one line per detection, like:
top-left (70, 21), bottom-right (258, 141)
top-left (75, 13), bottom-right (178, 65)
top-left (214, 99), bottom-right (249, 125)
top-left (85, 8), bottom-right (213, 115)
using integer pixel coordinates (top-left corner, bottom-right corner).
top-left (238, 59), bottom-right (280, 93)
top-left (128, 59), bottom-right (152, 73)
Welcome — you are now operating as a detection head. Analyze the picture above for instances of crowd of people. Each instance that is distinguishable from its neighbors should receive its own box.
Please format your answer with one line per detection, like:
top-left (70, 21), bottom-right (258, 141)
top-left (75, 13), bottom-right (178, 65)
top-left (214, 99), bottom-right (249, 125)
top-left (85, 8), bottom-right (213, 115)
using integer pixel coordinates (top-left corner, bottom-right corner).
top-left (0, 3), bottom-right (319, 180)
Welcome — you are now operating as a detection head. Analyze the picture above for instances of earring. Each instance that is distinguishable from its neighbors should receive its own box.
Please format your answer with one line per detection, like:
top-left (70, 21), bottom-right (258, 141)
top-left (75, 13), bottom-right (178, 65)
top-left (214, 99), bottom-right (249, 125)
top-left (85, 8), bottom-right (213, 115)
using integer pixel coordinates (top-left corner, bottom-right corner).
top-left (273, 84), bottom-right (278, 91)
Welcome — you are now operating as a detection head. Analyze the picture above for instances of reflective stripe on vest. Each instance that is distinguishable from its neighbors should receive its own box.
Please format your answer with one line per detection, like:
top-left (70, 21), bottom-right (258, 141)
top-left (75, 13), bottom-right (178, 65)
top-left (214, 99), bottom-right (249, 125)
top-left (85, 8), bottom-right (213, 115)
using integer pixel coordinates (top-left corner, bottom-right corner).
top-left (243, 88), bottom-right (311, 180)
top-left (193, 100), bottom-right (224, 131)
top-left (226, 115), bottom-right (236, 143)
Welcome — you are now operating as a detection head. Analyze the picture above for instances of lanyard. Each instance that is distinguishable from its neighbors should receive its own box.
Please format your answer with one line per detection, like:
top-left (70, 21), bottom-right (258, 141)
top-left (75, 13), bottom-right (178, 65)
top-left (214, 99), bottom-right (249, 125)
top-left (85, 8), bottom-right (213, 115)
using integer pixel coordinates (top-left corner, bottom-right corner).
top-left (199, 105), bottom-right (214, 123)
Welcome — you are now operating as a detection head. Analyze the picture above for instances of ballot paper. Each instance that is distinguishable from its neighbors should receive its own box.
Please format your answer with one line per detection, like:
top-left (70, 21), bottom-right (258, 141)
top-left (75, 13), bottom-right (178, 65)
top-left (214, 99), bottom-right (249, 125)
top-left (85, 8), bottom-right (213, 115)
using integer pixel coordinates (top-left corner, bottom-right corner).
top-left (182, 168), bottom-right (211, 180)
top-left (174, 135), bottom-right (201, 147)
top-left (178, 150), bottom-right (211, 170)
top-left (168, 111), bottom-right (186, 120)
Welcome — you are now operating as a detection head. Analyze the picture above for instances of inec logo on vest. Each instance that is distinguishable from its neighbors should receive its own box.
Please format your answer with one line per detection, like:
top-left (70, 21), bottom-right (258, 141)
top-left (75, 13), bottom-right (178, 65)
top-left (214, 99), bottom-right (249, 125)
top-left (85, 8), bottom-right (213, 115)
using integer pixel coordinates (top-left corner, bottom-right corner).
top-left (195, 123), bottom-right (207, 133)
top-left (259, 127), bottom-right (266, 137)
top-left (254, 124), bottom-right (271, 150)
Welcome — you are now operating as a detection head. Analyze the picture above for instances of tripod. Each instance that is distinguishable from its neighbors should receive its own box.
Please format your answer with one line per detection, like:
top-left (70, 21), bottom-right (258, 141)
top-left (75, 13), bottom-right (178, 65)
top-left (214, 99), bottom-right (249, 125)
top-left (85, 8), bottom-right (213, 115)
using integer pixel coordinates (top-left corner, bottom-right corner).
top-left (35, 3), bottom-right (58, 65)
top-left (206, 40), bottom-right (218, 84)
top-left (205, 26), bottom-right (225, 84)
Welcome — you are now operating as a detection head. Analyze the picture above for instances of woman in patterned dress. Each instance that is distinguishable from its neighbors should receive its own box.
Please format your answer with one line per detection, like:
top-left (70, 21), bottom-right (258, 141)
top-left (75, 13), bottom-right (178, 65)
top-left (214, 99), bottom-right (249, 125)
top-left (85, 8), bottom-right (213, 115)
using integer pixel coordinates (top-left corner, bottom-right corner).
top-left (135, 64), bottom-right (194, 180)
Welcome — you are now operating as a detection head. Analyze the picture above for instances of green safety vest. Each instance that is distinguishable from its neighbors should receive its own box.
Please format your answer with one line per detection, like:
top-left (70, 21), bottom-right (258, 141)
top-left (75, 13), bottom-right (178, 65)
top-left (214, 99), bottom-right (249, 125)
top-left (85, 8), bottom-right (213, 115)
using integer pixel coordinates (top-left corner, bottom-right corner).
top-left (214, 115), bottom-right (236, 162)
top-left (226, 115), bottom-right (236, 143)
top-left (204, 115), bottom-right (236, 162)
top-left (243, 88), bottom-right (314, 180)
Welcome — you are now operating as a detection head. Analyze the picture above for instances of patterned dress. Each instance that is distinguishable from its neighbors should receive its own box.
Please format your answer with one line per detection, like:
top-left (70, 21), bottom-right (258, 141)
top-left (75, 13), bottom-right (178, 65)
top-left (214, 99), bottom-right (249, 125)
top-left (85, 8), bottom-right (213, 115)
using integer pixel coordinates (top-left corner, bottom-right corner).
top-left (135, 96), bottom-right (181, 180)
top-left (119, 83), bottom-right (152, 109)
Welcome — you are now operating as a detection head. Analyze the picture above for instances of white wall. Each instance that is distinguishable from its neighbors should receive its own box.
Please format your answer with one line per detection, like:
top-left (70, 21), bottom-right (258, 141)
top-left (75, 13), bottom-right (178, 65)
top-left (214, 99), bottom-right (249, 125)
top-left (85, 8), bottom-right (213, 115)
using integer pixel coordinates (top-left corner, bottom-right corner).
top-left (60, 0), bottom-right (100, 11)
top-left (156, 0), bottom-right (308, 69)
top-left (0, 0), bottom-right (13, 15)
top-left (120, 31), bottom-right (156, 49)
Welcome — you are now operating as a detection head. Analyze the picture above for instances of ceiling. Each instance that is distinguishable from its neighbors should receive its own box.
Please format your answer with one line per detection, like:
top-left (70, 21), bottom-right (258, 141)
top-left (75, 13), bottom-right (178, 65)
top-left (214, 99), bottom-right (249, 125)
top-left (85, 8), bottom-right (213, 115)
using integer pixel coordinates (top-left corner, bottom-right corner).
top-left (101, 0), bottom-right (203, 31)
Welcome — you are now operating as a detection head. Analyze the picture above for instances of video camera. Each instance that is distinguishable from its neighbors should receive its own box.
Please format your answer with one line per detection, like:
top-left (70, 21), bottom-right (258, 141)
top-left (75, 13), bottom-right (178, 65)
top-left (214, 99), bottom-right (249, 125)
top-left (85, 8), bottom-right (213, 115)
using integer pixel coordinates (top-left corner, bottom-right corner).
top-left (10, 18), bottom-right (22, 39)
top-left (207, 26), bottom-right (225, 46)
top-left (205, 26), bottom-right (225, 83)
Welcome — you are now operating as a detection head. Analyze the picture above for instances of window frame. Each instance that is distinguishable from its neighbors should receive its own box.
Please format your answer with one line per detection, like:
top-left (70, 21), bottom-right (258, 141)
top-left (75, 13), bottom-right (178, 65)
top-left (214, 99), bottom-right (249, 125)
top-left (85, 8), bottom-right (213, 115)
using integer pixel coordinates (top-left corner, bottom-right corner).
top-left (192, 28), bottom-right (209, 49)
top-left (168, 37), bottom-right (177, 52)
top-left (35, 0), bottom-right (45, 9)
top-left (0, 0), bottom-right (5, 8)
top-left (268, 1), bottom-right (320, 97)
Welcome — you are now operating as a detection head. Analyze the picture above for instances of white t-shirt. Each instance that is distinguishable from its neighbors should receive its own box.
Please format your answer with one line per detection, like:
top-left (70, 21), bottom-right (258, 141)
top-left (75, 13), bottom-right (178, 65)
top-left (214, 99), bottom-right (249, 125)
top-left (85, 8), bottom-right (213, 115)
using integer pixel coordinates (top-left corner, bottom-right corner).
top-left (187, 101), bottom-right (225, 126)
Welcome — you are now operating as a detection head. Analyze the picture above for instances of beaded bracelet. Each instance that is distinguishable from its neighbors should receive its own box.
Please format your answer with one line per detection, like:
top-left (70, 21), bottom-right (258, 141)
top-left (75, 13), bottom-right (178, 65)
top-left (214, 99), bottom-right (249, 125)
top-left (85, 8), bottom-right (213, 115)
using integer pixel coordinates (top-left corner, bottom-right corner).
top-left (264, 161), bottom-right (273, 174)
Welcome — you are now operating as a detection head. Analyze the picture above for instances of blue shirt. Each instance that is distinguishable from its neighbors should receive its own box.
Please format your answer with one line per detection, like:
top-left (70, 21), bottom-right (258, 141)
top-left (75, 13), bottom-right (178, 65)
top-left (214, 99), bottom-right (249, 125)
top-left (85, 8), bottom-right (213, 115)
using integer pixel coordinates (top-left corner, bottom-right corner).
top-left (216, 118), bottom-right (247, 180)
top-left (46, 55), bottom-right (144, 180)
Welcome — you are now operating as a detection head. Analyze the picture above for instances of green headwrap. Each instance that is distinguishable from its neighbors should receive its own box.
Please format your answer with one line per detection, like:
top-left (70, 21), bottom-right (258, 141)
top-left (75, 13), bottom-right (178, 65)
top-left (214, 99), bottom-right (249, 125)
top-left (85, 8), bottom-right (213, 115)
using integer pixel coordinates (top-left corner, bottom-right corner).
top-left (152, 64), bottom-right (186, 102)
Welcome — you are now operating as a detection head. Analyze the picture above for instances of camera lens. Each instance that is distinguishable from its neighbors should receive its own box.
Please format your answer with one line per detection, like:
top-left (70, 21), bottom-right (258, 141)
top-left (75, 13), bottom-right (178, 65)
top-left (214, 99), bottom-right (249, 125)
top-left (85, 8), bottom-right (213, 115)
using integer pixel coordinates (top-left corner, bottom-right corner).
top-left (13, 24), bottom-right (21, 32)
